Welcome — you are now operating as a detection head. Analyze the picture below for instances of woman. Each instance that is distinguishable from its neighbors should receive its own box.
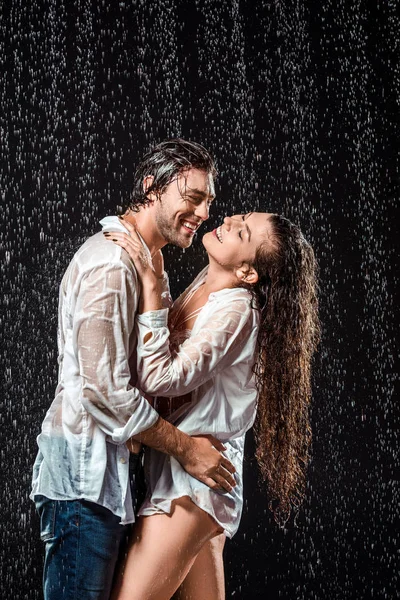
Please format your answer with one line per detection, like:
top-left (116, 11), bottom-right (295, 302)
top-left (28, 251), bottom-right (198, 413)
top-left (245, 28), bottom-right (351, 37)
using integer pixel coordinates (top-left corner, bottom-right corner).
top-left (105, 211), bottom-right (319, 600)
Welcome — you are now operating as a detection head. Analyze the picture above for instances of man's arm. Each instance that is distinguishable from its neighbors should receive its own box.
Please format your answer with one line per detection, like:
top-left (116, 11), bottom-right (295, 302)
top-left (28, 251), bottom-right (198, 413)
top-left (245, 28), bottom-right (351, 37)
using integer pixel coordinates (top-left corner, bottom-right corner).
top-left (75, 262), bottom-right (159, 439)
top-left (134, 417), bottom-right (236, 492)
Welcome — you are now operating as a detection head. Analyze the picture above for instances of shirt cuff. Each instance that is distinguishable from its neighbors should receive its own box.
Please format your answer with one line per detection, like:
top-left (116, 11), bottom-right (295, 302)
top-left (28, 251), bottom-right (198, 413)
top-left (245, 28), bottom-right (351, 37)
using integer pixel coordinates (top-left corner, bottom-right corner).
top-left (137, 308), bottom-right (169, 329)
top-left (111, 395), bottom-right (160, 443)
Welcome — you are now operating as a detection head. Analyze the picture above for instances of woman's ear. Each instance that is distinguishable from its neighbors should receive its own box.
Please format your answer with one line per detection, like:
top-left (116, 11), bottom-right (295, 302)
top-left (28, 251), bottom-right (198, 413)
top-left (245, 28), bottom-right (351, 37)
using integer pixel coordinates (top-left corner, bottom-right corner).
top-left (236, 264), bottom-right (259, 286)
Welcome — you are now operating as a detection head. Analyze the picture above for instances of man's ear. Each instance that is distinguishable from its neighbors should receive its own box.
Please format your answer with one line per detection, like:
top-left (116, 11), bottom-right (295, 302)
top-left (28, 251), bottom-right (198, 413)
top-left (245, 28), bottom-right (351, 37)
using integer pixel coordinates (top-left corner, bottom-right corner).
top-left (143, 176), bottom-right (154, 193)
top-left (235, 264), bottom-right (259, 286)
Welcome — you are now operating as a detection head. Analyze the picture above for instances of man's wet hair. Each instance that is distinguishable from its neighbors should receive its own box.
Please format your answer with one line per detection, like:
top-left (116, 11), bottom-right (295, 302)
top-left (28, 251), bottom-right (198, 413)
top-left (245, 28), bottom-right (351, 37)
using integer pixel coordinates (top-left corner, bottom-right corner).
top-left (127, 138), bottom-right (216, 211)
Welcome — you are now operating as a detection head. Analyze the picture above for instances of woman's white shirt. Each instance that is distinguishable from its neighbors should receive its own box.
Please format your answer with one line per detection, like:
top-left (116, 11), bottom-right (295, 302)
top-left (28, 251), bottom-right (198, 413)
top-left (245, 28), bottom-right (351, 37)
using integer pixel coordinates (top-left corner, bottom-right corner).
top-left (136, 268), bottom-right (260, 536)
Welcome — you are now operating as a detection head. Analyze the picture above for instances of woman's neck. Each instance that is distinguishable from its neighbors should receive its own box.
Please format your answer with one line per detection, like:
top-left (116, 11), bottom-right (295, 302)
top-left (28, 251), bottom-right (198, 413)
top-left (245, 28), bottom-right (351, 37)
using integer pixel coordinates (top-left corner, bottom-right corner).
top-left (202, 261), bottom-right (238, 295)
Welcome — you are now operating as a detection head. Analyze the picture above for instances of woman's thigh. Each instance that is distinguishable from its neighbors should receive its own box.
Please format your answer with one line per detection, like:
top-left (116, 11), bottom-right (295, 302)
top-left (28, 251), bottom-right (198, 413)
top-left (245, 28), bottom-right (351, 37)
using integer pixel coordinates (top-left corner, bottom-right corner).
top-left (112, 496), bottom-right (223, 600)
top-left (173, 533), bottom-right (226, 600)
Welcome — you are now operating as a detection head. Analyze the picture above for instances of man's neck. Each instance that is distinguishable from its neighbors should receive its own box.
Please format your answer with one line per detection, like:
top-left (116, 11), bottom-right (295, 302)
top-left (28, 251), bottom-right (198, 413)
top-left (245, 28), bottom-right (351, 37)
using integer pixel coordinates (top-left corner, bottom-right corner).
top-left (123, 208), bottom-right (166, 256)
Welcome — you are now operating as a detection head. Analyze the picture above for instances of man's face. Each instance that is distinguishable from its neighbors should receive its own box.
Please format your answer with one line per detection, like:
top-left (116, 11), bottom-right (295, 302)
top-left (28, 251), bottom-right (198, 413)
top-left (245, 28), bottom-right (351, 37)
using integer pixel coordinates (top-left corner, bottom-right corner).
top-left (154, 168), bottom-right (215, 248)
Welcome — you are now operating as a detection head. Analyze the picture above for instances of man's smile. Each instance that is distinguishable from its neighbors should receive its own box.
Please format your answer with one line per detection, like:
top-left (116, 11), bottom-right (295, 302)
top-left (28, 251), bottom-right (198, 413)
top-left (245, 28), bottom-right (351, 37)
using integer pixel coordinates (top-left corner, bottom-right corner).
top-left (180, 219), bottom-right (201, 234)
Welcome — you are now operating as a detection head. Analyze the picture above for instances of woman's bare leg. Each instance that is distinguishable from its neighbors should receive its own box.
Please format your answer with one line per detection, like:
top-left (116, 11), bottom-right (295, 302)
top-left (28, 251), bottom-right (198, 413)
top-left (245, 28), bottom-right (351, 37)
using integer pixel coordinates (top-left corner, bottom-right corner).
top-left (112, 497), bottom-right (222, 600)
top-left (173, 533), bottom-right (226, 600)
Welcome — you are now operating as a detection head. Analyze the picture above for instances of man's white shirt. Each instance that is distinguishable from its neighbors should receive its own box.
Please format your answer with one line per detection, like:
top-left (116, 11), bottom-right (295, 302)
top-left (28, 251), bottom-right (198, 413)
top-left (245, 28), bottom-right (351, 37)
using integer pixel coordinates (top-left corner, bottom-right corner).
top-left (31, 216), bottom-right (170, 524)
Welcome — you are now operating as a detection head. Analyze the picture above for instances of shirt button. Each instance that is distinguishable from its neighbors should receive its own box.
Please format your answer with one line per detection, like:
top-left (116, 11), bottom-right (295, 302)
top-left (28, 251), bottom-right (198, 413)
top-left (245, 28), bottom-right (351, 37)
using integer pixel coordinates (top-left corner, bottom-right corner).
top-left (120, 457), bottom-right (126, 464)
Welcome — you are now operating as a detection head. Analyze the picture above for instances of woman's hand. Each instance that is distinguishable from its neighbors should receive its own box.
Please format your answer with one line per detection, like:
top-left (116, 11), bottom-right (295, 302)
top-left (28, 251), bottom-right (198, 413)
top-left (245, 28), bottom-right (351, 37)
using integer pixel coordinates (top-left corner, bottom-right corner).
top-left (103, 218), bottom-right (164, 313)
top-left (152, 248), bottom-right (164, 280)
top-left (104, 221), bottom-right (156, 284)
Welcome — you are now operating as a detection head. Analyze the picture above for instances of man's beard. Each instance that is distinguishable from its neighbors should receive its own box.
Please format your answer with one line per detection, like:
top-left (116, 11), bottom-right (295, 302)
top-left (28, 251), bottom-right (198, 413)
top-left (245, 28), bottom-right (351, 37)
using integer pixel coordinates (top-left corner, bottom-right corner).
top-left (155, 211), bottom-right (195, 249)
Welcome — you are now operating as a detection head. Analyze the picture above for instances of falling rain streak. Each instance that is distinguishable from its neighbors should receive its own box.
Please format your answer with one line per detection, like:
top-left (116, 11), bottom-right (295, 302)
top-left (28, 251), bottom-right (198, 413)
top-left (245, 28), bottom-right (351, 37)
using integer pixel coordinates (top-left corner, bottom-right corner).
top-left (1, 1), bottom-right (398, 598)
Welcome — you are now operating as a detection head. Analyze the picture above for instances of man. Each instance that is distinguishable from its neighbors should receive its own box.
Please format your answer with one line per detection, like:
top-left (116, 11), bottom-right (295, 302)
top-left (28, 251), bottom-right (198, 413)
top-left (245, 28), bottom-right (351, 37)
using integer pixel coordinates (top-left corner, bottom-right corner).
top-left (31, 139), bottom-right (236, 600)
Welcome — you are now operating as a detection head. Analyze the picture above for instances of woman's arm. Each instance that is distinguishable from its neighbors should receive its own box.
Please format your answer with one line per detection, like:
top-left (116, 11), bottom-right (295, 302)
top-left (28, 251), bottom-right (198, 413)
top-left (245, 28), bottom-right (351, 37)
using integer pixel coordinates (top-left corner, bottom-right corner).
top-left (106, 222), bottom-right (257, 400)
top-left (136, 297), bottom-right (256, 397)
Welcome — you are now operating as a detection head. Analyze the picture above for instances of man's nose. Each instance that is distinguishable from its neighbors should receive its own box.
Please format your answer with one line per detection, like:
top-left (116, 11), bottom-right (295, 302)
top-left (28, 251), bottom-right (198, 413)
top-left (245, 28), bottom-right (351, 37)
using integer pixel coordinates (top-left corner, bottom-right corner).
top-left (194, 200), bottom-right (210, 221)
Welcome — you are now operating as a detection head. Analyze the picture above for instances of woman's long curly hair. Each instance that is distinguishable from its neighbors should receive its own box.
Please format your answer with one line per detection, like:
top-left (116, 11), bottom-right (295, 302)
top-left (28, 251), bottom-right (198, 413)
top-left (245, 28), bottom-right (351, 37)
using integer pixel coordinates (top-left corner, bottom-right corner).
top-left (251, 214), bottom-right (320, 522)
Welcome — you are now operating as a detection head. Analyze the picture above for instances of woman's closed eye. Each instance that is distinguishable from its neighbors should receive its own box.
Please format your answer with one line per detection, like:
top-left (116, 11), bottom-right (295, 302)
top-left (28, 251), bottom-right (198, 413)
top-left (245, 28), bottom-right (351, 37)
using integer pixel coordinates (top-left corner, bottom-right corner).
top-left (238, 216), bottom-right (246, 239)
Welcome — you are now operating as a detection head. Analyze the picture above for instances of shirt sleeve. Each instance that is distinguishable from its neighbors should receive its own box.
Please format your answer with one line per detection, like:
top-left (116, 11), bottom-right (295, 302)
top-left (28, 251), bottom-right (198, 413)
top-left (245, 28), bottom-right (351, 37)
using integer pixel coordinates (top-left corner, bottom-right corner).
top-left (136, 296), bottom-right (256, 397)
top-left (73, 263), bottom-right (159, 443)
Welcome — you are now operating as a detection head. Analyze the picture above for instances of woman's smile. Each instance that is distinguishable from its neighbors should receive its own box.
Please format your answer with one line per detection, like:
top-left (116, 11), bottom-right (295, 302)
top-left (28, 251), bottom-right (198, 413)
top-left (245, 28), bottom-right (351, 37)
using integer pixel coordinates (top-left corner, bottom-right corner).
top-left (212, 226), bottom-right (223, 243)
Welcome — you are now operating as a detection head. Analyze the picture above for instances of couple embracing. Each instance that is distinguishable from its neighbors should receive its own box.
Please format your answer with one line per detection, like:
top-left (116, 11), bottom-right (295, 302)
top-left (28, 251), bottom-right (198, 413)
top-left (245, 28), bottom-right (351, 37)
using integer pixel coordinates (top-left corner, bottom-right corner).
top-left (31, 139), bottom-right (319, 600)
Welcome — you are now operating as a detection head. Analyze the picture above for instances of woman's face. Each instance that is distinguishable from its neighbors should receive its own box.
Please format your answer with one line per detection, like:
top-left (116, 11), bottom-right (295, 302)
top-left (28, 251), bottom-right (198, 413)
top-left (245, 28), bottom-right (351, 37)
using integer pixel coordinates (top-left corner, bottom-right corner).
top-left (203, 212), bottom-right (274, 268)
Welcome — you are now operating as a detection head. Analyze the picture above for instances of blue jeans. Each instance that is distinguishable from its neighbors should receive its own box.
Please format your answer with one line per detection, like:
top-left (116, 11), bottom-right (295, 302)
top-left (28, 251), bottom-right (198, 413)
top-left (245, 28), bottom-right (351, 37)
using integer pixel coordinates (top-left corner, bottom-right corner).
top-left (36, 495), bottom-right (130, 600)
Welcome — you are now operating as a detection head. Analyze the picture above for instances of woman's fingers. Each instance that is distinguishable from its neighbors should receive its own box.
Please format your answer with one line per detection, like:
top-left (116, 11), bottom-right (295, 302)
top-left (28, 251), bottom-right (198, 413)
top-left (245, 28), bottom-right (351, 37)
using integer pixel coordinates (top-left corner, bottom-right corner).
top-left (152, 249), bottom-right (164, 279)
top-left (103, 226), bottom-right (164, 286)
top-left (104, 232), bottom-right (142, 256)
top-left (103, 232), bottom-right (152, 276)
top-left (104, 231), bottom-right (138, 246)
top-left (119, 218), bottom-right (143, 246)
top-left (118, 214), bottom-right (136, 232)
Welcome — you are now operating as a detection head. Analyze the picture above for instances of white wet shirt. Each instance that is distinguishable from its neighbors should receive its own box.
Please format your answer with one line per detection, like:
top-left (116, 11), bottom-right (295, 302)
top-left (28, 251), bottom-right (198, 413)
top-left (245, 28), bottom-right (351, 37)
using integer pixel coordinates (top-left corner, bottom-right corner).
top-left (31, 216), bottom-right (170, 524)
top-left (136, 267), bottom-right (260, 537)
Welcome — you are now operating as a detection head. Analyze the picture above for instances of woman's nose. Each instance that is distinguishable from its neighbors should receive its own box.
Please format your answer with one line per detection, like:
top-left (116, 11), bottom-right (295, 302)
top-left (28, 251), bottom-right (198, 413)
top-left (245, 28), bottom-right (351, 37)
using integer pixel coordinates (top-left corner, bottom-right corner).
top-left (223, 216), bottom-right (232, 228)
top-left (224, 215), bottom-right (240, 231)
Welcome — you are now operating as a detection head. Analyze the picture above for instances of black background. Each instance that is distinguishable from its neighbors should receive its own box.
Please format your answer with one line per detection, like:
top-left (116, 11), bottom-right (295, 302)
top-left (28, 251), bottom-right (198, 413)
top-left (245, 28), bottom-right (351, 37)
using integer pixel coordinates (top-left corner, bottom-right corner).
top-left (1, 1), bottom-right (399, 598)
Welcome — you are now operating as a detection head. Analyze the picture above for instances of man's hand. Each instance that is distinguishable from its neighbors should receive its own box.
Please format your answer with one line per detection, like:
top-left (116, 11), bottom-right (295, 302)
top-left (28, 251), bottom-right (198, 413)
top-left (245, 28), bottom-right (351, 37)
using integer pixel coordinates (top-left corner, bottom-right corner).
top-left (177, 434), bottom-right (237, 493)
top-left (134, 418), bottom-right (237, 493)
